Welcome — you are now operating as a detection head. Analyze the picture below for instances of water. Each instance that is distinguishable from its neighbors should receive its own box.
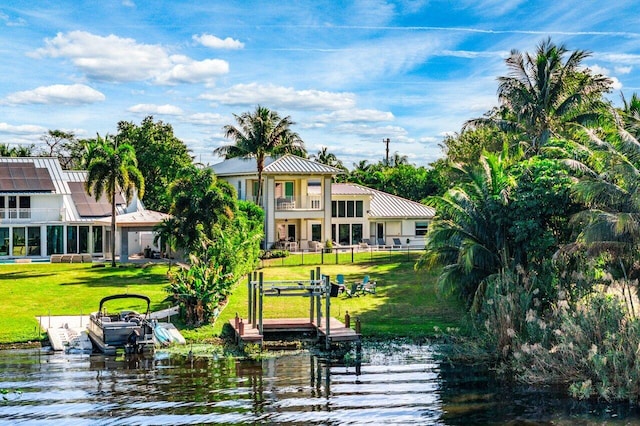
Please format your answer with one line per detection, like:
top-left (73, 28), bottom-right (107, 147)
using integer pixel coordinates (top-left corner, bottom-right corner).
top-left (0, 343), bottom-right (639, 425)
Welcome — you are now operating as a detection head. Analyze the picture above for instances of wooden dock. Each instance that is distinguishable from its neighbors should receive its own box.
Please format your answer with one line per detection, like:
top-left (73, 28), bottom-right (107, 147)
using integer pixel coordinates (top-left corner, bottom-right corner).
top-left (229, 317), bottom-right (360, 347)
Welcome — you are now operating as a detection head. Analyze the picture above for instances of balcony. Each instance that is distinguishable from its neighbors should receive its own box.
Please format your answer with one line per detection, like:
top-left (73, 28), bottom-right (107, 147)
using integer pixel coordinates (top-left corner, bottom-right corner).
top-left (275, 196), bottom-right (322, 211)
top-left (0, 208), bottom-right (63, 223)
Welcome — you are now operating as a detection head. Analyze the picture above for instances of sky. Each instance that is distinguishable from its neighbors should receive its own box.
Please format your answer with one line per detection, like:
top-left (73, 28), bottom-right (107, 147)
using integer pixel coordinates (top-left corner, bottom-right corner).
top-left (1, 1), bottom-right (640, 168)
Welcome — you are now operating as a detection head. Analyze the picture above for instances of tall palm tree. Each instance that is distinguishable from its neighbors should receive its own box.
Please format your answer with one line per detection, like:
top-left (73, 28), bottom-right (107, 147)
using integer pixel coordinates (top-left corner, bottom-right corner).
top-left (85, 133), bottom-right (144, 267)
top-left (417, 152), bottom-right (514, 309)
top-left (214, 105), bottom-right (306, 205)
top-left (620, 92), bottom-right (640, 137)
top-left (466, 38), bottom-right (612, 156)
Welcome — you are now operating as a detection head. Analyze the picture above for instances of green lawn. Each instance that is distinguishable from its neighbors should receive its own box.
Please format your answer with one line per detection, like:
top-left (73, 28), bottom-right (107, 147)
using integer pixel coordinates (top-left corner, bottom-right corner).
top-left (0, 263), bottom-right (172, 344)
top-left (0, 257), bottom-right (467, 344)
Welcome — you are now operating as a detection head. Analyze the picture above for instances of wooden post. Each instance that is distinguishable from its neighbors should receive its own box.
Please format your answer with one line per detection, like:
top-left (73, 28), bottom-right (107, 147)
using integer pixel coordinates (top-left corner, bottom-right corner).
top-left (345, 311), bottom-right (350, 328)
top-left (355, 317), bottom-right (361, 334)
top-left (252, 272), bottom-right (258, 327)
top-left (258, 271), bottom-right (264, 334)
top-left (309, 269), bottom-right (315, 323)
top-left (235, 312), bottom-right (239, 330)
top-left (247, 274), bottom-right (252, 325)
top-left (325, 274), bottom-right (331, 350)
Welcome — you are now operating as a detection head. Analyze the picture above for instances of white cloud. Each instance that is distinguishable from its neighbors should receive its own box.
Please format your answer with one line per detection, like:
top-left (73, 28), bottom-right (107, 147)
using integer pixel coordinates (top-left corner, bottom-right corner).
top-left (0, 123), bottom-right (48, 135)
top-left (30, 31), bottom-right (228, 84)
top-left (193, 34), bottom-right (244, 49)
top-left (314, 109), bottom-right (394, 123)
top-left (201, 83), bottom-right (357, 110)
top-left (4, 84), bottom-right (105, 105)
top-left (586, 64), bottom-right (623, 90)
top-left (127, 104), bottom-right (184, 115)
top-left (334, 123), bottom-right (408, 138)
top-left (181, 112), bottom-right (227, 126)
top-left (615, 66), bottom-right (633, 75)
top-left (156, 58), bottom-right (229, 85)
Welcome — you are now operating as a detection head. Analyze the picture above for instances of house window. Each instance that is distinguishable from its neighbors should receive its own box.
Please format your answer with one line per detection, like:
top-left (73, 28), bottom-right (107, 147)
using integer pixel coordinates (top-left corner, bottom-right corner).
top-left (351, 224), bottom-right (363, 245)
top-left (415, 221), bottom-right (429, 236)
top-left (93, 226), bottom-right (103, 253)
top-left (332, 201), bottom-right (337, 217)
top-left (356, 201), bottom-right (363, 217)
top-left (237, 181), bottom-right (242, 200)
top-left (347, 201), bottom-right (355, 217)
top-left (8, 196), bottom-right (17, 218)
top-left (79, 226), bottom-right (90, 254)
top-left (0, 197), bottom-right (5, 219)
top-left (28, 227), bottom-right (40, 256)
top-left (13, 227), bottom-right (25, 256)
top-left (19, 196), bottom-right (31, 218)
top-left (338, 224), bottom-right (350, 245)
top-left (67, 226), bottom-right (78, 254)
top-left (311, 224), bottom-right (322, 241)
top-left (0, 227), bottom-right (8, 255)
top-left (338, 201), bottom-right (346, 217)
top-left (47, 225), bottom-right (64, 255)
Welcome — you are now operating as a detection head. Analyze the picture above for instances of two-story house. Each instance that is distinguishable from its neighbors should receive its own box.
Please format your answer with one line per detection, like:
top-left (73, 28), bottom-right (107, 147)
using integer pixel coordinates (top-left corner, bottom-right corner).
top-left (211, 154), bottom-right (435, 250)
top-left (0, 157), bottom-right (166, 261)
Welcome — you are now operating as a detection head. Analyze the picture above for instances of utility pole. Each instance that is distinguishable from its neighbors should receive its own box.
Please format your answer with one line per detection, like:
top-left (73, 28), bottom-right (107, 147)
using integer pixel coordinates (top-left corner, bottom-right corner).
top-left (383, 138), bottom-right (390, 165)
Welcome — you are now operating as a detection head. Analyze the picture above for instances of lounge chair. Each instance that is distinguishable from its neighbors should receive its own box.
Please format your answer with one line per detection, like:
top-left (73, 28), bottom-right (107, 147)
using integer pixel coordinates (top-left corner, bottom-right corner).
top-left (377, 238), bottom-right (387, 248)
top-left (392, 238), bottom-right (402, 249)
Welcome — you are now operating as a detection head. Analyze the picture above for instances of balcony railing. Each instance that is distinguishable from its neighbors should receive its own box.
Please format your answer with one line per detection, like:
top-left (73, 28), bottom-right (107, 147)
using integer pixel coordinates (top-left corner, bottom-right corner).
top-left (275, 196), bottom-right (322, 211)
top-left (0, 208), bottom-right (63, 223)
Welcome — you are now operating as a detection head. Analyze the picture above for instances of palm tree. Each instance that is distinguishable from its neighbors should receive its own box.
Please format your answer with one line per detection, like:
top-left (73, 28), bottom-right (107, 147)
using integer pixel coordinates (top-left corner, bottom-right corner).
top-left (85, 133), bottom-right (144, 267)
top-left (620, 92), bottom-right (640, 137)
top-left (167, 166), bottom-right (236, 251)
top-left (417, 152), bottom-right (514, 309)
top-left (153, 216), bottom-right (181, 267)
top-left (390, 151), bottom-right (409, 167)
top-left (311, 146), bottom-right (347, 170)
top-left (565, 111), bottom-right (640, 314)
top-left (214, 105), bottom-right (306, 205)
top-left (466, 38), bottom-right (612, 156)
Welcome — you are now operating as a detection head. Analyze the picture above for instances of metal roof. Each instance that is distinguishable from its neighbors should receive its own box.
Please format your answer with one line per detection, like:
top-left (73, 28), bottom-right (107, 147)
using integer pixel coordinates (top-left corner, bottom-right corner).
top-left (95, 210), bottom-right (171, 227)
top-left (332, 183), bottom-right (435, 219)
top-left (211, 154), bottom-right (342, 176)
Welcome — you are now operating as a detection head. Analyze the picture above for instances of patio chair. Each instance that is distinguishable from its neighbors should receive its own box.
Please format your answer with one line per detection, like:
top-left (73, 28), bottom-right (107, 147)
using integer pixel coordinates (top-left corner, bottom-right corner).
top-left (377, 238), bottom-right (387, 248)
top-left (392, 238), bottom-right (402, 249)
top-left (344, 283), bottom-right (362, 298)
top-left (332, 274), bottom-right (346, 295)
top-left (361, 275), bottom-right (377, 295)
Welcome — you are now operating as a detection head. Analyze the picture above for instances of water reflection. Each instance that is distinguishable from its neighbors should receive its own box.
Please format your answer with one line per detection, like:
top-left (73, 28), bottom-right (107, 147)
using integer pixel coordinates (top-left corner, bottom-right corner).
top-left (0, 344), bottom-right (638, 425)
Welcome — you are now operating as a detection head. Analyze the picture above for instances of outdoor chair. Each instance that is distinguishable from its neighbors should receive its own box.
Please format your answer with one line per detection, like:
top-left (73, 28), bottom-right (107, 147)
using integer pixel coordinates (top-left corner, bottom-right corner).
top-left (361, 275), bottom-right (377, 295)
top-left (344, 283), bottom-right (362, 298)
top-left (377, 238), bottom-right (387, 248)
top-left (392, 238), bottom-right (402, 249)
top-left (332, 274), bottom-right (346, 295)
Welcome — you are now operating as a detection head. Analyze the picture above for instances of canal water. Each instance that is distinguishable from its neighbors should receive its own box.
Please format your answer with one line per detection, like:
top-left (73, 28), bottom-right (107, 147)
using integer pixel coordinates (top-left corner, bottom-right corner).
top-left (0, 342), bottom-right (639, 425)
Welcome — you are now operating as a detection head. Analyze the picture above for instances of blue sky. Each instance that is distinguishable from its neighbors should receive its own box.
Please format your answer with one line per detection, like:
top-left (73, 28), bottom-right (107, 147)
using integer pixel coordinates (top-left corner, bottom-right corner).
top-left (1, 1), bottom-right (639, 167)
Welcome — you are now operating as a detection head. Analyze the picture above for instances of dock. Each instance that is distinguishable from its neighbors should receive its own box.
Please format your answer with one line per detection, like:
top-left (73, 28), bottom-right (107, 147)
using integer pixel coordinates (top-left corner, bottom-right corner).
top-left (229, 317), bottom-right (361, 347)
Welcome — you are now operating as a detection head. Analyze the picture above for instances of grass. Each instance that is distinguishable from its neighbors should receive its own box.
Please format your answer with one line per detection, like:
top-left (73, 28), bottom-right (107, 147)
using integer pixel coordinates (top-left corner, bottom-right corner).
top-left (0, 263), bottom-right (172, 344)
top-left (0, 255), bottom-right (467, 344)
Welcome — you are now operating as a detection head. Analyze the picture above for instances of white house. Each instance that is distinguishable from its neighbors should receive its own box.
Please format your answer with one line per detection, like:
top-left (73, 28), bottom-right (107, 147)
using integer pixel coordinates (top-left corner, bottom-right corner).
top-left (0, 157), bottom-right (167, 261)
top-left (211, 154), bottom-right (434, 250)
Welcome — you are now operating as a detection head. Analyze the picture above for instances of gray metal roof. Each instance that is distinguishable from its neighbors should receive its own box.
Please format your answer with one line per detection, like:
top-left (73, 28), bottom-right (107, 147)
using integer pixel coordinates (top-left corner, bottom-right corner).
top-left (211, 154), bottom-right (342, 176)
top-left (332, 183), bottom-right (435, 219)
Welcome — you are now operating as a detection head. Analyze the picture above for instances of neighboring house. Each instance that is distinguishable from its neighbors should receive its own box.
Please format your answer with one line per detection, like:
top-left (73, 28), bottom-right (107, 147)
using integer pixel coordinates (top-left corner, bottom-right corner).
top-left (0, 157), bottom-right (167, 261)
top-left (211, 154), bottom-right (434, 250)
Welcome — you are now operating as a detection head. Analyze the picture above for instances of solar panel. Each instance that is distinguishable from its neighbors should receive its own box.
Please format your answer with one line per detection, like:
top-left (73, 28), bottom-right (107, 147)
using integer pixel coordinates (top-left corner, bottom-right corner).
top-left (68, 182), bottom-right (126, 217)
top-left (0, 163), bottom-right (55, 192)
